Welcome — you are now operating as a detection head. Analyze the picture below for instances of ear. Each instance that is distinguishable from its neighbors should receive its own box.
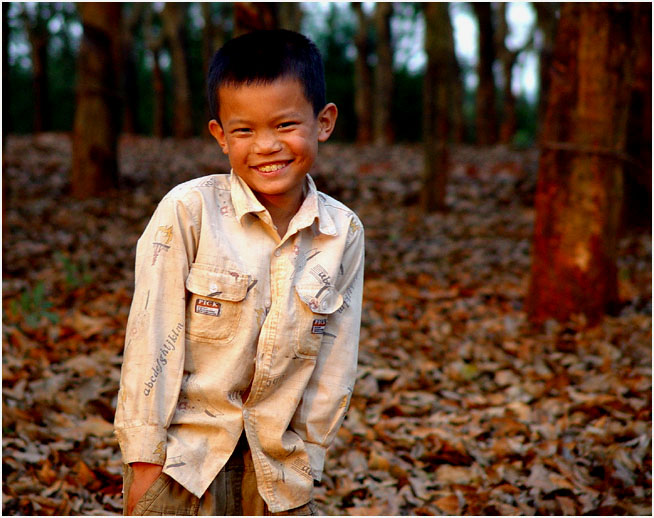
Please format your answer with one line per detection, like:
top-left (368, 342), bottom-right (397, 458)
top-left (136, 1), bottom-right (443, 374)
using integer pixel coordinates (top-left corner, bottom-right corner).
top-left (208, 119), bottom-right (229, 155)
top-left (317, 103), bottom-right (338, 142)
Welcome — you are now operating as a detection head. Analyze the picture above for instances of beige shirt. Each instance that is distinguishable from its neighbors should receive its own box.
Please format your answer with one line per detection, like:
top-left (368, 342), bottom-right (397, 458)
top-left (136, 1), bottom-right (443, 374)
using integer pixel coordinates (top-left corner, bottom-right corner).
top-left (114, 172), bottom-right (364, 512)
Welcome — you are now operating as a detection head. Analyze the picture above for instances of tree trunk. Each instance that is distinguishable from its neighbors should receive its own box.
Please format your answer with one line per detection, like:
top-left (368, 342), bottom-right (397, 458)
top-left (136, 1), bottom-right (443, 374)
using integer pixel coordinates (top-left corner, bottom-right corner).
top-left (144, 5), bottom-right (166, 138)
top-left (71, 2), bottom-right (122, 198)
top-left (353, 3), bottom-right (373, 145)
top-left (202, 3), bottom-right (226, 130)
top-left (472, 3), bottom-right (498, 146)
top-left (23, 3), bottom-right (50, 133)
top-left (533, 3), bottom-right (559, 141)
top-left (278, 3), bottom-right (302, 32)
top-left (421, 2), bottom-right (454, 212)
top-left (3, 2), bottom-right (10, 138)
top-left (121, 4), bottom-right (144, 134)
top-left (373, 2), bottom-right (394, 145)
top-left (622, 6), bottom-right (652, 231)
top-left (233, 2), bottom-right (279, 36)
top-left (527, 3), bottom-right (642, 325)
top-left (162, 3), bottom-right (193, 138)
top-left (496, 3), bottom-right (518, 145)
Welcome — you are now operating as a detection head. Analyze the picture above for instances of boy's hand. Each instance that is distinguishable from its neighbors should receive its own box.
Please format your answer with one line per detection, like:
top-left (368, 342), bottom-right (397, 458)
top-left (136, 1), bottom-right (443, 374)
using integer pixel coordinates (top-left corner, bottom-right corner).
top-left (127, 462), bottom-right (164, 515)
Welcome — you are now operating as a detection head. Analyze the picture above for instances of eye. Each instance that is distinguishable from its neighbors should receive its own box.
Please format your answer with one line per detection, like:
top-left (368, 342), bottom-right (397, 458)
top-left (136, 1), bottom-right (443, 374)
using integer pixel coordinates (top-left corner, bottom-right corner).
top-left (278, 121), bottom-right (298, 130)
top-left (232, 127), bottom-right (252, 135)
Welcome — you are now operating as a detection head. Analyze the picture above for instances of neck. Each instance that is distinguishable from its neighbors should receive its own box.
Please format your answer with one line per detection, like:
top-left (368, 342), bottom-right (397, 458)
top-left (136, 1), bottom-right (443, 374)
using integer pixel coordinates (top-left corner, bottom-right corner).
top-left (255, 190), bottom-right (304, 239)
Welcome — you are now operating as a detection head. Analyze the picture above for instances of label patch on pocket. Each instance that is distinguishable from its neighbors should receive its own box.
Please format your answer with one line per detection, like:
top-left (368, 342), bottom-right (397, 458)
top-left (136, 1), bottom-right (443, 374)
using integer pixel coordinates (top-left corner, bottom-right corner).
top-left (311, 318), bottom-right (327, 334)
top-left (195, 299), bottom-right (222, 317)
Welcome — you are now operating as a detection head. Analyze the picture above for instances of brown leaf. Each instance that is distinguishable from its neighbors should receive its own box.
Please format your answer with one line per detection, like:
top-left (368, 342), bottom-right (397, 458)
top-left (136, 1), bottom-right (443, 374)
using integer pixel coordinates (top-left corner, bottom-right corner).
top-left (434, 494), bottom-right (461, 515)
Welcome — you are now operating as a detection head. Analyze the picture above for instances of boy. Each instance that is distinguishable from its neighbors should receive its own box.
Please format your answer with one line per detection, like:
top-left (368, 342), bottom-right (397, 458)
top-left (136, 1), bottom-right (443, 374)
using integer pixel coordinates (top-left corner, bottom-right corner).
top-left (114, 29), bottom-right (364, 515)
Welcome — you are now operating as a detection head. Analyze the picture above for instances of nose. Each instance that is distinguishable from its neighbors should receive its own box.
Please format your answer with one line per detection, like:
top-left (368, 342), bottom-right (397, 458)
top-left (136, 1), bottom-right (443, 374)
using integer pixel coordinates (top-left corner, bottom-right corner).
top-left (252, 129), bottom-right (282, 154)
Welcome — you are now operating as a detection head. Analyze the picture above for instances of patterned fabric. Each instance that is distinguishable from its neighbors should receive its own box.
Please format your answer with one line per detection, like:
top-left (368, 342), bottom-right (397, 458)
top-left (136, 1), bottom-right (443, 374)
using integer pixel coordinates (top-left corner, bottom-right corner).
top-left (115, 172), bottom-right (364, 512)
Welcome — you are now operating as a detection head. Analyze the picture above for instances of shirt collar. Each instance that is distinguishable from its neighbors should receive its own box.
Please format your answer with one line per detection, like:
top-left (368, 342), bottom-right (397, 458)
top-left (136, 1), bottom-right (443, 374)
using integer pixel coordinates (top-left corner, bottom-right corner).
top-left (229, 170), bottom-right (337, 237)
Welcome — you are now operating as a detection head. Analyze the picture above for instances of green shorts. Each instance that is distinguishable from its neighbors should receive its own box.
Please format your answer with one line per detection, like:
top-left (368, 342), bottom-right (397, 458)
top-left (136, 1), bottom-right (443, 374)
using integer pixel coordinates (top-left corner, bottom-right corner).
top-left (123, 436), bottom-right (317, 516)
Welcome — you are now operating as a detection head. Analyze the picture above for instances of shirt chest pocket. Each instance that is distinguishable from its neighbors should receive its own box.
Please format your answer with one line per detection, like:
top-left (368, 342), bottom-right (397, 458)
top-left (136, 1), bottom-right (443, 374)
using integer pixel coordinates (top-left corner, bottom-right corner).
top-left (185, 266), bottom-right (250, 343)
top-left (294, 283), bottom-right (343, 358)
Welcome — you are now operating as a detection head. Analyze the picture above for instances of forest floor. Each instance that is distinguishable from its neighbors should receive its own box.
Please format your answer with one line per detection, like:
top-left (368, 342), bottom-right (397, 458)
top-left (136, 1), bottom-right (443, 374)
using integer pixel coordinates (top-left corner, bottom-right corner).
top-left (2, 133), bottom-right (651, 516)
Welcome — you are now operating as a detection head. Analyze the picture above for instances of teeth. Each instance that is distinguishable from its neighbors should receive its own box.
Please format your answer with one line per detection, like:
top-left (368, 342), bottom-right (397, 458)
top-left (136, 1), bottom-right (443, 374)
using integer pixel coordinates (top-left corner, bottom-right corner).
top-left (257, 163), bottom-right (286, 173)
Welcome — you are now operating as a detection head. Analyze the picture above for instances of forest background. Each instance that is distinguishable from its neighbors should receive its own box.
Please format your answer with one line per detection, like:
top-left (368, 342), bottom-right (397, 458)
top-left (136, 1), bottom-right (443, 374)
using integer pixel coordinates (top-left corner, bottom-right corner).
top-left (2, 2), bottom-right (652, 516)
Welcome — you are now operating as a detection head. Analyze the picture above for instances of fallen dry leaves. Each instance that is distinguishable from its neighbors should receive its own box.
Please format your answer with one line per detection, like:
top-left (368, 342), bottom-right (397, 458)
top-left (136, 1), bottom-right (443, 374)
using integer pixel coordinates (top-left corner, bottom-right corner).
top-left (2, 134), bottom-right (651, 515)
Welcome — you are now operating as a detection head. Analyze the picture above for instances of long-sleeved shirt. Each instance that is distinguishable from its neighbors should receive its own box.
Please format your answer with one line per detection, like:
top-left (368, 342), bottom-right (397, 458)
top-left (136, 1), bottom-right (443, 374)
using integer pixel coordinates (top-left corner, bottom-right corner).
top-left (114, 171), bottom-right (364, 512)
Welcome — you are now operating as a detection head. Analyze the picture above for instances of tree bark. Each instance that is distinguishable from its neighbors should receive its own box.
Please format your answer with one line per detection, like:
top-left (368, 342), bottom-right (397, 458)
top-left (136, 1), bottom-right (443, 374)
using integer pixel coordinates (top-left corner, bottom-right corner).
top-left (353, 3), bottom-right (373, 144)
top-left (472, 3), bottom-right (498, 146)
top-left (527, 3), bottom-right (642, 325)
top-left (144, 5), bottom-right (166, 138)
top-left (278, 3), bottom-right (302, 32)
top-left (121, 4), bottom-right (144, 134)
top-left (3, 2), bottom-right (10, 138)
top-left (162, 3), bottom-right (193, 138)
top-left (233, 2), bottom-right (279, 36)
top-left (202, 3), bottom-right (227, 130)
top-left (496, 3), bottom-right (518, 145)
top-left (22, 3), bottom-right (51, 133)
top-left (71, 2), bottom-right (122, 198)
top-left (373, 2), bottom-right (394, 145)
top-left (421, 2), bottom-right (455, 212)
top-left (533, 3), bottom-right (559, 141)
top-left (622, 6), bottom-right (652, 231)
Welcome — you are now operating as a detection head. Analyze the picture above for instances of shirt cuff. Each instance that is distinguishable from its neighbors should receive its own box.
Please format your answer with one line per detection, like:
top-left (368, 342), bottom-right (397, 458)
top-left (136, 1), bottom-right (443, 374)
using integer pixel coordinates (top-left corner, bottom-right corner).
top-left (115, 424), bottom-right (168, 465)
top-left (304, 442), bottom-right (326, 482)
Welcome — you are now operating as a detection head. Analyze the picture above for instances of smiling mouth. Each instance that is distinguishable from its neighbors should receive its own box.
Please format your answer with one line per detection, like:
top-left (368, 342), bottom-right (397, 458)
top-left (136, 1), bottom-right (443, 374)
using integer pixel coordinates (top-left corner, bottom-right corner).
top-left (253, 161), bottom-right (292, 173)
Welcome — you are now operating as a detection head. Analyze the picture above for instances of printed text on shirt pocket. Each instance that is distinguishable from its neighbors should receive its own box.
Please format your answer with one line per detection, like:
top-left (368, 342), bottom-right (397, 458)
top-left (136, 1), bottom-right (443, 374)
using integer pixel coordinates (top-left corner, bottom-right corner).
top-left (185, 265), bottom-right (250, 343)
top-left (294, 283), bottom-right (343, 358)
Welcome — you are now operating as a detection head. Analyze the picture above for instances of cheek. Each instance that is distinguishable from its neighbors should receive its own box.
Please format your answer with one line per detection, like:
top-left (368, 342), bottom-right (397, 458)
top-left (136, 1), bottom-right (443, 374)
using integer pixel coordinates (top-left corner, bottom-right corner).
top-left (287, 136), bottom-right (316, 160)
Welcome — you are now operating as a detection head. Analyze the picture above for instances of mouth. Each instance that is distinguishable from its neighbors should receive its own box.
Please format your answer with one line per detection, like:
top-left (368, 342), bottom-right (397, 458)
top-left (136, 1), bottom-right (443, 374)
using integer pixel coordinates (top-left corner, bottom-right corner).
top-left (252, 161), bottom-right (292, 174)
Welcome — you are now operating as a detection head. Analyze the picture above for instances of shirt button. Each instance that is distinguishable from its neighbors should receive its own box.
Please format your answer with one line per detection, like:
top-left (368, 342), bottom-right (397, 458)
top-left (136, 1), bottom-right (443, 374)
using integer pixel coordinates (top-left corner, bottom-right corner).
top-left (274, 249), bottom-right (281, 257)
top-left (243, 409), bottom-right (249, 419)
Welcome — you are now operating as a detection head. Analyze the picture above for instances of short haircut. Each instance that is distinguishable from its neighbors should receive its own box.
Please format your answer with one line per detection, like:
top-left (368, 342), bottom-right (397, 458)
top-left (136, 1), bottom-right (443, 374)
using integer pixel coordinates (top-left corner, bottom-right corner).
top-left (207, 29), bottom-right (326, 122)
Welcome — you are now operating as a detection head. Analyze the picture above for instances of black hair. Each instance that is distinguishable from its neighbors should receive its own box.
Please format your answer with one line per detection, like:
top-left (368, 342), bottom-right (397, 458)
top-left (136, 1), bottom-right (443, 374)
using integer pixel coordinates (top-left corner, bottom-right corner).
top-left (207, 29), bottom-right (326, 122)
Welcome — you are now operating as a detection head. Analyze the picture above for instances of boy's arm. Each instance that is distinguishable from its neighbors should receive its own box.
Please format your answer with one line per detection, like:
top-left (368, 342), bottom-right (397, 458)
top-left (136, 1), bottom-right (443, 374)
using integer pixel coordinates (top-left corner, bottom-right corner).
top-left (114, 194), bottom-right (198, 467)
top-left (290, 218), bottom-right (365, 481)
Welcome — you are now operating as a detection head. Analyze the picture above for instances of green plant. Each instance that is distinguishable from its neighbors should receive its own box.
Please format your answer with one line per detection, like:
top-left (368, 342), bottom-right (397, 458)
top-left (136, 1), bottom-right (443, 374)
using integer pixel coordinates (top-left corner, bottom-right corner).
top-left (55, 251), bottom-right (92, 289)
top-left (10, 282), bottom-right (59, 328)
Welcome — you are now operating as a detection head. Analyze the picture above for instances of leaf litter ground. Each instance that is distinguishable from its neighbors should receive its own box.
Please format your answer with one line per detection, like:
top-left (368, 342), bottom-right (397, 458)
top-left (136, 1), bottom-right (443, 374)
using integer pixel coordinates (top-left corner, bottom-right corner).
top-left (2, 134), bottom-right (651, 515)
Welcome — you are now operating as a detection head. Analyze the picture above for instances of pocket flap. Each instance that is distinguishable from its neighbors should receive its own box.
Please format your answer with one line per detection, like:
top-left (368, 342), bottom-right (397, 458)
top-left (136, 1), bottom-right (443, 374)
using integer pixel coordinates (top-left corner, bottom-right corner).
top-left (185, 266), bottom-right (250, 302)
top-left (295, 283), bottom-right (343, 314)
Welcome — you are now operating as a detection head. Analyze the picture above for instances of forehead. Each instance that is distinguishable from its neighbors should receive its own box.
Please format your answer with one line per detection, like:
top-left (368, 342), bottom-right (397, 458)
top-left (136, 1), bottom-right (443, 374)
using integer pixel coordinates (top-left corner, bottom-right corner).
top-left (217, 77), bottom-right (312, 117)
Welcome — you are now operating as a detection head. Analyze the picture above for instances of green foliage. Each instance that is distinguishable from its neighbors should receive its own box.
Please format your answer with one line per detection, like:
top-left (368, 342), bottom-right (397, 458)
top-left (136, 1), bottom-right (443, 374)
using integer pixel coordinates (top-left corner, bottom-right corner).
top-left (54, 251), bottom-right (92, 290)
top-left (10, 282), bottom-right (59, 328)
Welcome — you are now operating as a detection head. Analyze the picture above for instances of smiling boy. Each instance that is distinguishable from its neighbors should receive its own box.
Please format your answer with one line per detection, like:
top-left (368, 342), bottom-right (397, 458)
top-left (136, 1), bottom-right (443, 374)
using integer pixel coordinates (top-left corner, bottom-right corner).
top-left (114, 30), bottom-right (365, 515)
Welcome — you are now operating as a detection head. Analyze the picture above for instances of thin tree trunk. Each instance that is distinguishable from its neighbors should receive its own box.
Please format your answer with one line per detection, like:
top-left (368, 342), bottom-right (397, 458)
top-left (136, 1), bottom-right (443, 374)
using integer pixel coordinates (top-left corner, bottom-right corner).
top-left (527, 3), bottom-right (641, 325)
top-left (71, 3), bottom-right (122, 198)
top-left (472, 3), bottom-right (498, 146)
top-left (353, 3), bottom-right (373, 144)
top-left (121, 4), bottom-right (144, 134)
top-left (373, 2), bottom-right (394, 145)
top-left (23, 4), bottom-right (50, 133)
top-left (202, 3), bottom-right (227, 130)
top-left (278, 3), bottom-right (302, 32)
top-left (233, 2), bottom-right (279, 36)
top-left (533, 3), bottom-right (559, 142)
top-left (162, 3), bottom-right (193, 138)
top-left (496, 3), bottom-right (518, 145)
top-left (421, 2), bottom-right (453, 212)
top-left (144, 5), bottom-right (166, 138)
top-left (622, 6), bottom-right (652, 231)
top-left (3, 3), bottom-right (10, 138)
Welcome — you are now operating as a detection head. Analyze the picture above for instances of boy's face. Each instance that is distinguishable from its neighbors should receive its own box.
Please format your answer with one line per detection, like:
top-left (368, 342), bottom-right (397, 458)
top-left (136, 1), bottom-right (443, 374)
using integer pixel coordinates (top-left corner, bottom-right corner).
top-left (209, 78), bottom-right (337, 211)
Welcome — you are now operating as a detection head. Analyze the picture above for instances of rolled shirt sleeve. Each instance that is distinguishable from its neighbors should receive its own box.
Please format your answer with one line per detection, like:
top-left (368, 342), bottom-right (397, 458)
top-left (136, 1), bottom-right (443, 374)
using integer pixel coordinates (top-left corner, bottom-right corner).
top-left (114, 194), bottom-right (199, 465)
